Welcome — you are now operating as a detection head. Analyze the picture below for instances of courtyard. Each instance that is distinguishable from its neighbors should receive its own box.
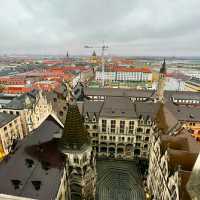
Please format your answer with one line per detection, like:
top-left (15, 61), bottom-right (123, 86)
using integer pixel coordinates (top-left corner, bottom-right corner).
top-left (96, 160), bottom-right (144, 200)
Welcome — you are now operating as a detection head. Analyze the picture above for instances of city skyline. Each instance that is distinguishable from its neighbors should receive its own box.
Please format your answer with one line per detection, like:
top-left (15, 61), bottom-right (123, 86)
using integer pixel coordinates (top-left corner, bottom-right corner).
top-left (1, 0), bottom-right (200, 56)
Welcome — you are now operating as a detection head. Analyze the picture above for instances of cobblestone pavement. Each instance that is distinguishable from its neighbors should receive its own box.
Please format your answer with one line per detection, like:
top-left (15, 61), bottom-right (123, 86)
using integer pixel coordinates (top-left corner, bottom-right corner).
top-left (96, 160), bottom-right (144, 200)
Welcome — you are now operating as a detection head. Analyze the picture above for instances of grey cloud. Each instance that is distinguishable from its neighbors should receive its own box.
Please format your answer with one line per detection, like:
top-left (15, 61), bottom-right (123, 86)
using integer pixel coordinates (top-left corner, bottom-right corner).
top-left (0, 0), bottom-right (200, 56)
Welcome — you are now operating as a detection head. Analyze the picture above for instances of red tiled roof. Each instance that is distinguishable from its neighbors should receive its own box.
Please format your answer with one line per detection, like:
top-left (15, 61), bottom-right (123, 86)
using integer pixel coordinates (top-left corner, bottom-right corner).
top-left (2, 87), bottom-right (32, 94)
top-left (63, 66), bottom-right (91, 72)
top-left (43, 60), bottom-right (63, 65)
top-left (0, 77), bottom-right (26, 85)
top-left (112, 67), bottom-right (152, 73)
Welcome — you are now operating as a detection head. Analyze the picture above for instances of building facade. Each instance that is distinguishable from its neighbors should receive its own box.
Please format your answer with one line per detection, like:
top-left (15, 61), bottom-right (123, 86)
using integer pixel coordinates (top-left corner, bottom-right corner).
top-left (1, 90), bottom-right (52, 135)
top-left (95, 67), bottom-right (152, 82)
top-left (0, 104), bottom-right (96, 200)
top-left (147, 132), bottom-right (199, 200)
top-left (0, 113), bottom-right (23, 156)
top-left (80, 98), bottom-right (158, 160)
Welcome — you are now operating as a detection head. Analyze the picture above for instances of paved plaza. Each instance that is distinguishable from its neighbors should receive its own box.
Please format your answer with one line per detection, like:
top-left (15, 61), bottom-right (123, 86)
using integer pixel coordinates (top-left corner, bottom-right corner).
top-left (96, 160), bottom-right (144, 200)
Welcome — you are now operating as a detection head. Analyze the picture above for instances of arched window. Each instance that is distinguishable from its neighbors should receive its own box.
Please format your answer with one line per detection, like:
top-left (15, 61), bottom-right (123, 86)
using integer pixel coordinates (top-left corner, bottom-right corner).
top-left (74, 157), bottom-right (79, 164)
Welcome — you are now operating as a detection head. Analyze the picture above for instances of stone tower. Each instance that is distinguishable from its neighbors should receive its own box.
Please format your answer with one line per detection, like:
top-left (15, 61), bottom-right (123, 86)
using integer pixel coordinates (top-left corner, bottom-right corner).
top-left (156, 59), bottom-right (167, 102)
top-left (59, 102), bottom-right (96, 200)
top-left (90, 50), bottom-right (97, 65)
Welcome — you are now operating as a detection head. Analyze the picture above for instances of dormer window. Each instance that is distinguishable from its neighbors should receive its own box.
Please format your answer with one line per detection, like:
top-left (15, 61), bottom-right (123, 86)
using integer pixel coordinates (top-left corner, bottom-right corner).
top-left (32, 181), bottom-right (42, 191)
top-left (74, 157), bottom-right (79, 164)
top-left (11, 179), bottom-right (22, 190)
top-left (139, 118), bottom-right (144, 124)
top-left (189, 114), bottom-right (194, 119)
top-left (147, 119), bottom-right (151, 125)
top-left (85, 113), bottom-right (89, 122)
top-left (92, 114), bottom-right (96, 123)
top-left (25, 159), bottom-right (34, 168)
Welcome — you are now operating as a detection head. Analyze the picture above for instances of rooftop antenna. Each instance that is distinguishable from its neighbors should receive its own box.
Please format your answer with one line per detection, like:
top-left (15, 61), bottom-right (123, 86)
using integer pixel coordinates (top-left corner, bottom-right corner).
top-left (84, 43), bottom-right (108, 87)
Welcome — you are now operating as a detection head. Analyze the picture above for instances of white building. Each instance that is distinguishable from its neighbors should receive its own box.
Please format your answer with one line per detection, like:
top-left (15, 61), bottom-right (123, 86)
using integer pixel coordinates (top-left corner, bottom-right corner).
top-left (96, 67), bottom-right (152, 82)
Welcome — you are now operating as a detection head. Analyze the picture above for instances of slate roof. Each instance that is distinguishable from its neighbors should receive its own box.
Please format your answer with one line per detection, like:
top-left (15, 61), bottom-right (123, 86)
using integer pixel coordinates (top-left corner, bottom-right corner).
top-left (167, 91), bottom-right (200, 100)
top-left (186, 77), bottom-right (200, 87)
top-left (135, 102), bottom-right (160, 120)
top-left (99, 97), bottom-right (137, 118)
top-left (83, 88), bottom-right (200, 102)
top-left (0, 113), bottom-right (17, 128)
top-left (81, 100), bottom-right (103, 121)
top-left (166, 103), bottom-right (200, 122)
top-left (2, 90), bottom-right (39, 110)
top-left (0, 116), bottom-right (64, 200)
top-left (84, 88), bottom-right (153, 98)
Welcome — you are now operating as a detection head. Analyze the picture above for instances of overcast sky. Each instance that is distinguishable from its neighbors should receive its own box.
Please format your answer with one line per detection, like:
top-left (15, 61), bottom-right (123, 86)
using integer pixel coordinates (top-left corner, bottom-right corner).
top-left (0, 0), bottom-right (200, 56)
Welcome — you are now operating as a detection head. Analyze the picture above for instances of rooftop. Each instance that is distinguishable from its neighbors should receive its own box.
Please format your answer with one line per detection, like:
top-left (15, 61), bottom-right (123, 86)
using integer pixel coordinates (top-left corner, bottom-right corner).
top-left (155, 103), bottom-right (179, 133)
top-left (111, 66), bottom-right (152, 73)
top-left (84, 87), bottom-right (154, 98)
top-left (99, 96), bottom-right (137, 118)
top-left (186, 77), bottom-right (200, 87)
top-left (83, 88), bottom-right (200, 101)
top-left (2, 90), bottom-right (39, 110)
top-left (160, 130), bottom-right (200, 172)
top-left (81, 100), bottom-right (103, 120)
top-left (135, 102), bottom-right (160, 120)
top-left (0, 116), bottom-right (64, 200)
top-left (0, 113), bottom-right (17, 128)
top-left (167, 103), bottom-right (200, 122)
top-left (59, 103), bottom-right (90, 152)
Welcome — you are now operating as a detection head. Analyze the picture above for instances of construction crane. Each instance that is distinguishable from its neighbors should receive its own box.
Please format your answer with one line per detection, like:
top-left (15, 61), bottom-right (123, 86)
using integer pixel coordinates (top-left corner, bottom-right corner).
top-left (84, 44), bottom-right (108, 87)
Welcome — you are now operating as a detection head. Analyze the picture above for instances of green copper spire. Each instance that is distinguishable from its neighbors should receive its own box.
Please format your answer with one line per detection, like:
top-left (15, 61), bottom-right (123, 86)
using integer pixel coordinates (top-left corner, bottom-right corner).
top-left (59, 103), bottom-right (90, 152)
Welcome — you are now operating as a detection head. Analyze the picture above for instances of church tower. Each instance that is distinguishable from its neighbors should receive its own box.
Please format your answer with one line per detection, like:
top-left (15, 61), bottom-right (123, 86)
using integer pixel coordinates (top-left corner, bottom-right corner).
top-left (156, 59), bottom-right (167, 102)
top-left (59, 102), bottom-right (96, 200)
top-left (90, 50), bottom-right (97, 65)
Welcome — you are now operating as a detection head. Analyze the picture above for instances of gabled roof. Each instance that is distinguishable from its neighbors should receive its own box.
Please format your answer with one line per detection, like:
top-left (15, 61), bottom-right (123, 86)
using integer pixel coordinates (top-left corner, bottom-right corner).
top-left (2, 90), bottom-right (39, 110)
top-left (0, 113), bottom-right (17, 128)
top-left (166, 103), bottom-right (200, 122)
top-left (112, 66), bottom-right (152, 73)
top-left (0, 116), bottom-right (64, 200)
top-left (99, 97), bottom-right (137, 118)
top-left (59, 103), bottom-right (90, 152)
top-left (155, 103), bottom-right (178, 133)
top-left (81, 100), bottom-right (103, 121)
top-left (135, 102), bottom-right (160, 120)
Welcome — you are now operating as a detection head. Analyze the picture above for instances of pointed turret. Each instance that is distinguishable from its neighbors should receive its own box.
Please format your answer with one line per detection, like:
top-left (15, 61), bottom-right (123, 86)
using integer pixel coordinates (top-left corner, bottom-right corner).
top-left (155, 59), bottom-right (167, 102)
top-left (160, 59), bottom-right (167, 74)
top-left (92, 50), bottom-right (96, 57)
top-left (59, 103), bottom-right (90, 152)
top-left (58, 102), bottom-right (96, 200)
